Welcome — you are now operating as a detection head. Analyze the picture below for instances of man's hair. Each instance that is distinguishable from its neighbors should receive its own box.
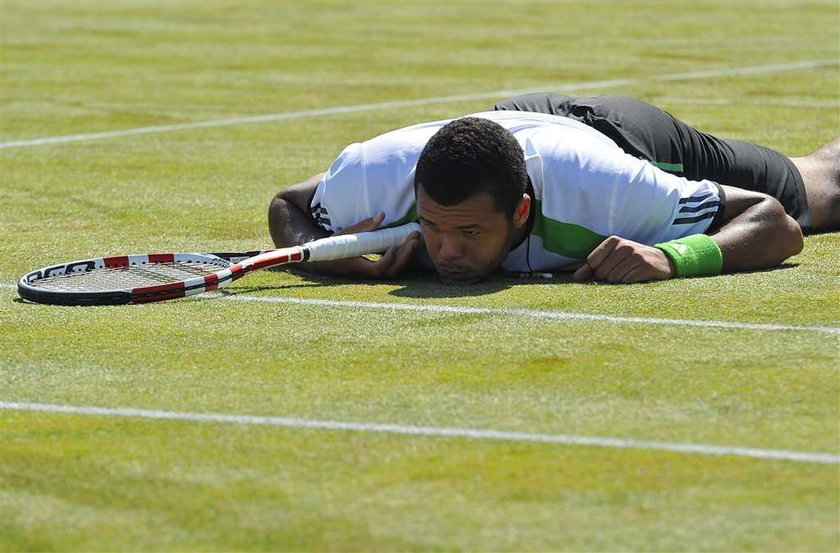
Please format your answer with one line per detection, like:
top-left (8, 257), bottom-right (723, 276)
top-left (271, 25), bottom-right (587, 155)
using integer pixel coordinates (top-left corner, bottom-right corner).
top-left (415, 117), bottom-right (528, 217)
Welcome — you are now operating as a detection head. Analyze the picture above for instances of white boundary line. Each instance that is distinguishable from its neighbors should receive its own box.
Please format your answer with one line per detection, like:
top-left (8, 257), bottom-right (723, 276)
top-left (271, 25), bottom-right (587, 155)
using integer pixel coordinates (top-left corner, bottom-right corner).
top-left (2, 401), bottom-right (837, 465)
top-left (210, 294), bottom-right (840, 335)
top-left (2, 283), bottom-right (837, 334)
top-left (2, 59), bottom-right (836, 149)
top-left (660, 97), bottom-right (840, 109)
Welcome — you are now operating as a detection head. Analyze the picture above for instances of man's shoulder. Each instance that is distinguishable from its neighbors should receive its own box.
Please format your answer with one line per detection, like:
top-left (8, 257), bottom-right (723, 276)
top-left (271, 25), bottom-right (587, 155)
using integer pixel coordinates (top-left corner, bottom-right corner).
top-left (362, 118), bottom-right (451, 153)
top-left (340, 110), bottom-right (615, 162)
top-left (470, 111), bottom-right (616, 141)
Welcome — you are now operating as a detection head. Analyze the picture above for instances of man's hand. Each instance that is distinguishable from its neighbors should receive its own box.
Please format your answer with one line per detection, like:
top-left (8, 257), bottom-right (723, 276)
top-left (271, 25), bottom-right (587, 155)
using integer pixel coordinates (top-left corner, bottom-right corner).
top-left (573, 236), bottom-right (675, 284)
top-left (336, 213), bottom-right (421, 279)
top-left (269, 174), bottom-right (421, 279)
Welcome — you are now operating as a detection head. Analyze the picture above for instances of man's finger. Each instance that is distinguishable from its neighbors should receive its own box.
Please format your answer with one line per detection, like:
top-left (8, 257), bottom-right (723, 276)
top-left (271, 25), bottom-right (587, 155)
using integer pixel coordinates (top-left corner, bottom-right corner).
top-left (385, 233), bottom-right (420, 278)
top-left (605, 254), bottom-right (641, 283)
top-left (573, 263), bottom-right (594, 281)
top-left (370, 244), bottom-right (398, 278)
top-left (594, 243), bottom-right (631, 281)
top-left (585, 236), bottom-right (620, 270)
top-left (620, 266), bottom-right (650, 284)
top-left (338, 212), bottom-right (386, 235)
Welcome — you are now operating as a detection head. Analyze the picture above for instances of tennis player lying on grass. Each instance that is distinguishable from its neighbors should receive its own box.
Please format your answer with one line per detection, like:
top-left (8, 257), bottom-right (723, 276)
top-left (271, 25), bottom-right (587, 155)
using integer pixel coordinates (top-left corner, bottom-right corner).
top-left (269, 94), bottom-right (839, 284)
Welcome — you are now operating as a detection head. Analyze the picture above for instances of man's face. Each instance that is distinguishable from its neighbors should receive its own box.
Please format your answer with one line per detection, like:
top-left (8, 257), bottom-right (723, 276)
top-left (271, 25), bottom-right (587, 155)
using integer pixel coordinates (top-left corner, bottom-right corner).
top-left (417, 185), bottom-right (529, 284)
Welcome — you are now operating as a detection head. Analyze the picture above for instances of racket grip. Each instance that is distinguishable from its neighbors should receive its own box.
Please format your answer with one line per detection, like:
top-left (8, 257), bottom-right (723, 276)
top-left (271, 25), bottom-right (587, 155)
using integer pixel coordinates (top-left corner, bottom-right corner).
top-left (305, 222), bottom-right (421, 262)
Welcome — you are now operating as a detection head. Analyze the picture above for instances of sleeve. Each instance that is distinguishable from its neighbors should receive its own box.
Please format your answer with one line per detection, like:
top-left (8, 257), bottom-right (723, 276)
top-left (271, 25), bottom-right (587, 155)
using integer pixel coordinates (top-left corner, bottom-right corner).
top-left (308, 143), bottom-right (365, 234)
top-left (533, 128), bottom-right (724, 246)
top-left (605, 159), bottom-right (723, 244)
top-left (308, 141), bottom-right (417, 234)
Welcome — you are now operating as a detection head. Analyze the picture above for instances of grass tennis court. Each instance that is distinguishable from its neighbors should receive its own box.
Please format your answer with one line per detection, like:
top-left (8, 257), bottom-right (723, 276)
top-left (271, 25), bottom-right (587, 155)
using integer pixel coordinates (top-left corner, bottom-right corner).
top-left (1, 1), bottom-right (838, 551)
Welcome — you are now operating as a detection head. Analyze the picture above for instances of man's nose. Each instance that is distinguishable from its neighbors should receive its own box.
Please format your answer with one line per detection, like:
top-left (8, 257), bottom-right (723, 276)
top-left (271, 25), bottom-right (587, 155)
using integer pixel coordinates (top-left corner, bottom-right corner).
top-left (438, 235), bottom-right (464, 261)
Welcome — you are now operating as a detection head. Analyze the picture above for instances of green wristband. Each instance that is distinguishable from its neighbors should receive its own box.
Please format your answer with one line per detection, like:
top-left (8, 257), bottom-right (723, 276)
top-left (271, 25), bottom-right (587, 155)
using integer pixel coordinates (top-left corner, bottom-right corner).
top-left (654, 234), bottom-right (723, 278)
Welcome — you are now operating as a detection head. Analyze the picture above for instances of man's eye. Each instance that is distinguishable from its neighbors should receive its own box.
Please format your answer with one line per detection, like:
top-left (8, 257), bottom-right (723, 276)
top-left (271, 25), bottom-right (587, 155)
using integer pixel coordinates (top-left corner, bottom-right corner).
top-left (461, 229), bottom-right (481, 237)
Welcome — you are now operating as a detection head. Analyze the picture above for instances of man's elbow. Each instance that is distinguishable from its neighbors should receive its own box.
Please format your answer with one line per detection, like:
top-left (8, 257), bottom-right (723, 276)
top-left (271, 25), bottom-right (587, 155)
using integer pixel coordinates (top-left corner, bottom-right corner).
top-left (267, 193), bottom-right (296, 248)
top-left (270, 188), bottom-right (298, 213)
top-left (764, 197), bottom-right (804, 259)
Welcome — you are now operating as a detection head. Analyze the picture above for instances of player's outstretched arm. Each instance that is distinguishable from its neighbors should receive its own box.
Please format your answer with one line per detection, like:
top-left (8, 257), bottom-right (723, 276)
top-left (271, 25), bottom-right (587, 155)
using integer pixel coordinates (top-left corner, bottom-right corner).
top-left (269, 173), bottom-right (330, 247)
top-left (268, 174), bottom-right (420, 278)
top-left (703, 185), bottom-right (804, 271)
top-left (572, 237), bottom-right (674, 283)
top-left (574, 186), bottom-right (804, 284)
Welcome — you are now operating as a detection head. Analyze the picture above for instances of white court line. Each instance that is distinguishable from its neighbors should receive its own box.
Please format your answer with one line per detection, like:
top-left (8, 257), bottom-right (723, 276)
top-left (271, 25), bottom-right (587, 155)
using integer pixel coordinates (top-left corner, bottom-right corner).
top-left (660, 97), bottom-right (840, 109)
top-left (2, 401), bottom-right (837, 465)
top-left (1, 59), bottom-right (836, 149)
top-left (210, 294), bottom-right (840, 335)
top-left (2, 283), bottom-right (837, 334)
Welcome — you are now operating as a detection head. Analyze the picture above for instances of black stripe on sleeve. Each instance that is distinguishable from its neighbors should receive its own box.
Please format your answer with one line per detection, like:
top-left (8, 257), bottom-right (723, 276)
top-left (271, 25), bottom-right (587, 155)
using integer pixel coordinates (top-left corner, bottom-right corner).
top-left (673, 211), bottom-right (718, 225)
top-left (307, 187), bottom-right (319, 215)
top-left (679, 200), bottom-right (721, 213)
top-left (678, 192), bottom-right (715, 204)
top-left (705, 183), bottom-right (727, 233)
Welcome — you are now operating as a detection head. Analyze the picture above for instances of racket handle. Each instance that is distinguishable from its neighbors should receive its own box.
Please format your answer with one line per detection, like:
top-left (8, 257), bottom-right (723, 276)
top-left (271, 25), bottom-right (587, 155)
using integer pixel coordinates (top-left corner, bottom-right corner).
top-left (305, 222), bottom-right (421, 262)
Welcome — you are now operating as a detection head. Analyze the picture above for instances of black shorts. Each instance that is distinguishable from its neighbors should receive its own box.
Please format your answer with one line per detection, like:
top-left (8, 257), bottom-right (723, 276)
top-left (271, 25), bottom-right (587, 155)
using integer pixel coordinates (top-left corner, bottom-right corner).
top-left (493, 93), bottom-right (812, 234)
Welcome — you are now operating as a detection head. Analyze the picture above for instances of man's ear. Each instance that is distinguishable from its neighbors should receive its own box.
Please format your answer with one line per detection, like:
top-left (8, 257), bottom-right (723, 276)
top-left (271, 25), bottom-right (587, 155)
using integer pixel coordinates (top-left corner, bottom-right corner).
top-left (513, 193), bottom-right (531, 228)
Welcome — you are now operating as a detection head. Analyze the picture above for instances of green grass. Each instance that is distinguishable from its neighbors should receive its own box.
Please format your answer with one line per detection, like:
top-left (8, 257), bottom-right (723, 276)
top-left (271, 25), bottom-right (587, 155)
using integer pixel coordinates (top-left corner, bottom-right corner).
top-left (1, 1), bottom-right (839, 551)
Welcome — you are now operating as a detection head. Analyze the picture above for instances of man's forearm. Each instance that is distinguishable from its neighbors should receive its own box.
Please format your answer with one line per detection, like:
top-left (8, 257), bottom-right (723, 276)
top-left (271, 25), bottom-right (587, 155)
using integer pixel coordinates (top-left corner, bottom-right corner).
top-left (268, 193), bottom-right (329, 248)
top-left (574, 193), bottom-right (804, 283)
top-left (267, 191), bottom-right (392, 278)
top-left (711, 196), bottom-right (804, 272)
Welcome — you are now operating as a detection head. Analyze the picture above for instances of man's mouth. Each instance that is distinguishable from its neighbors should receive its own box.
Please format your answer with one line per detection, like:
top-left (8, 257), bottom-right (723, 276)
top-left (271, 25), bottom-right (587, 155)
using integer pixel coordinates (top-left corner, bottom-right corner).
top-left (437, 266), bottom-right (480, 283)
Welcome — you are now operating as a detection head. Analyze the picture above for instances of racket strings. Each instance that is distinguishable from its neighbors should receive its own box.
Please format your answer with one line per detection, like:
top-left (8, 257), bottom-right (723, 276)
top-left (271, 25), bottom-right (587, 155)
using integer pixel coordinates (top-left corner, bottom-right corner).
top-left (28, 262), bottom-right (224, 292)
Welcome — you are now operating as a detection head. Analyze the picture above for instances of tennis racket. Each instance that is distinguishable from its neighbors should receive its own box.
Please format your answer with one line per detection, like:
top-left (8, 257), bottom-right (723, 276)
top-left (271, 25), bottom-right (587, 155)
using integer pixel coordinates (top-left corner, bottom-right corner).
top-left (18, 223), bottom-right (420, 306)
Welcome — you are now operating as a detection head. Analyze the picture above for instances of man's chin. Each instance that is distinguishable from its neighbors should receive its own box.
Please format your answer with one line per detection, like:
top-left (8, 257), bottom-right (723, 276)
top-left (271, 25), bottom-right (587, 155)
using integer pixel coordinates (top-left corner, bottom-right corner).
top-left (437, 269), bottom-right (485, 285)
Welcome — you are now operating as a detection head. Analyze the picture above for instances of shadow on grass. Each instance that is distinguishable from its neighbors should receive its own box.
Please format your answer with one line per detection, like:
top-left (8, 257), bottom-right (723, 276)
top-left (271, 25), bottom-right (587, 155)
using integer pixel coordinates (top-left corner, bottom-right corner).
top-left (12, 262), bottom-right (803, 306)
top-left (221, 267), bottom-right (587, 299)
top-left (210, 261), bottom-right (803, 300)
top-left (218, 281), bottom-right (345, 295)
top-left (389, 271), bottom-right (579, 298)
top-left (732, 262), bottom-right (800, 275)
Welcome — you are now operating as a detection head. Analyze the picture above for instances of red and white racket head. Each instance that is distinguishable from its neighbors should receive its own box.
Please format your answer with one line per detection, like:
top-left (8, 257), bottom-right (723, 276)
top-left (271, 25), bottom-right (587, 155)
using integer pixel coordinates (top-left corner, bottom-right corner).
top-left (18, 222), bottom-right (419, 305)
top-left (17, 252), bottom-right (235, 305)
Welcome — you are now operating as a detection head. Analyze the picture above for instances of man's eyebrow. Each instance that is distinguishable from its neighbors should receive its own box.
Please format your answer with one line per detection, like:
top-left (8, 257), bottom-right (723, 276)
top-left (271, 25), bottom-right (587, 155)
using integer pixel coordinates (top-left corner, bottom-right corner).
top-left (418, 216), bottom-right (482, 230)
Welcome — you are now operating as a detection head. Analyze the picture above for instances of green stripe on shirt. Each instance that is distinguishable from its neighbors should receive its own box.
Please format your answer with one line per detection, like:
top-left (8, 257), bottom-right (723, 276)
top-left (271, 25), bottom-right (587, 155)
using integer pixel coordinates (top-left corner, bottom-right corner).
top-left (382, 200), bottom-right (605, 260)
top-left (648, 159), bottom-right (684, 173)
top-left (382, 203), bottom-right (418, 229)
top-left (531, 200), bottom-right (606, 259)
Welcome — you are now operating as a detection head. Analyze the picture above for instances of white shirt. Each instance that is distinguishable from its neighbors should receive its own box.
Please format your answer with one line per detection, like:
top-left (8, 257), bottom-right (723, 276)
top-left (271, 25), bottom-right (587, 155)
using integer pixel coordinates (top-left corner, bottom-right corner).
top-left (309, 111), bottom-right (722, 271)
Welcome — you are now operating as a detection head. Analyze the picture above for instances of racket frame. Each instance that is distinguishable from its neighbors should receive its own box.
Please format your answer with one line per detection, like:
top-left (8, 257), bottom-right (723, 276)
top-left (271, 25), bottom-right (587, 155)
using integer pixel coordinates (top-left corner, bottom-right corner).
top-left (17, 222), bottom-right (420, 306)
top-left (17, 248), bottom-right (306, 306)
